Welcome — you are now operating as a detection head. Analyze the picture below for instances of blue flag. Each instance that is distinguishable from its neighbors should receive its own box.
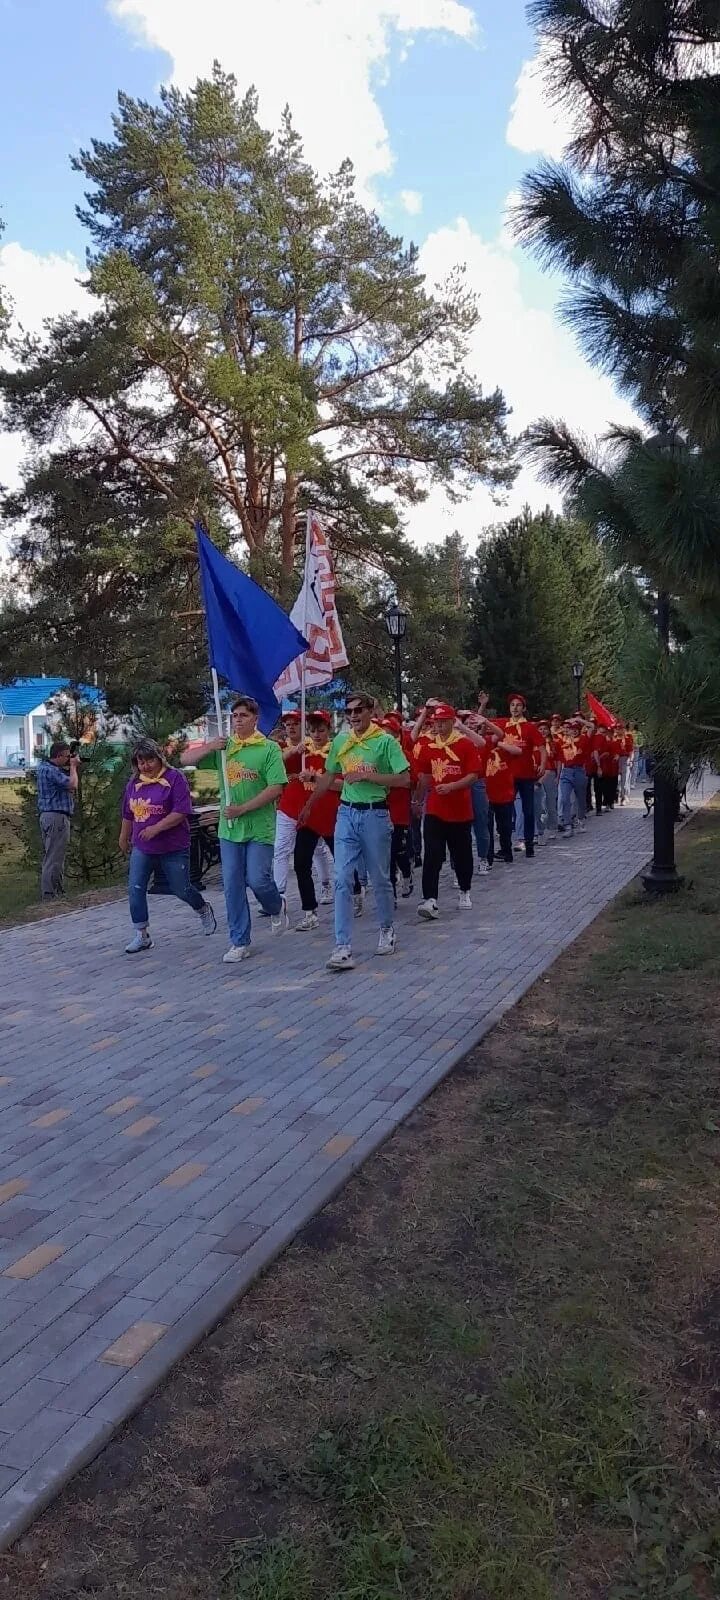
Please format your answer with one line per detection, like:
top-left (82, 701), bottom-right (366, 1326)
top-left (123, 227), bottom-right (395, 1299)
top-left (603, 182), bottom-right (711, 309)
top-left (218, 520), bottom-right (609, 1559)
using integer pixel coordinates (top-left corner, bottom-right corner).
top-left (196, 524), bottom-right (308, 734)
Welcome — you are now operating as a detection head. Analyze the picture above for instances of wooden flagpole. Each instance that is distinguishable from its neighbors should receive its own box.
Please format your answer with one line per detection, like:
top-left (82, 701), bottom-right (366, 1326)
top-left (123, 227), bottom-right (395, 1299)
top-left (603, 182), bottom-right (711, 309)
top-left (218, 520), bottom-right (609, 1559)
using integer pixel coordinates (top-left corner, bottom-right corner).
top-left (299, 510), bottom-right (311, 773)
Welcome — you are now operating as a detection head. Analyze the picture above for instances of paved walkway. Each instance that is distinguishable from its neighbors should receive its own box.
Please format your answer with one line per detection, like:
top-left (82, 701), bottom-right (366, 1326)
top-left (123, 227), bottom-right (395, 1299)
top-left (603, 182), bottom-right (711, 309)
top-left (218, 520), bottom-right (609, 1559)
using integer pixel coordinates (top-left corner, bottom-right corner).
top-left (0, 781), bottom-right (715, 1548)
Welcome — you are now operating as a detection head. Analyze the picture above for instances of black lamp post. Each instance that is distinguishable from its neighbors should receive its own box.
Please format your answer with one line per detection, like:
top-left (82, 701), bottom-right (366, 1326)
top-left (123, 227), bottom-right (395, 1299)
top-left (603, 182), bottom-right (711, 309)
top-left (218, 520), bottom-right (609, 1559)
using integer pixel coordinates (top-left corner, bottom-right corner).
top-left (385, 600), bottom-right (408, 713)
top-left (641, 429), bottom-right (683, 894)
top-left (572, 658), bottom-right (584, 713)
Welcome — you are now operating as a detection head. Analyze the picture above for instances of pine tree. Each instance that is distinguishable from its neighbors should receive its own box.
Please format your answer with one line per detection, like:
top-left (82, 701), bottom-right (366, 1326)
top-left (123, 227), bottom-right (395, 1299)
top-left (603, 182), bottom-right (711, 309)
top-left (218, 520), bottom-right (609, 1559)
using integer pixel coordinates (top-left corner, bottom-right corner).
top-left (468, 507), bottom-right (628, 712)
top-left (515, 1), bottom-right (720, 765)
top-left (0, 71), bottom-right (515, 714)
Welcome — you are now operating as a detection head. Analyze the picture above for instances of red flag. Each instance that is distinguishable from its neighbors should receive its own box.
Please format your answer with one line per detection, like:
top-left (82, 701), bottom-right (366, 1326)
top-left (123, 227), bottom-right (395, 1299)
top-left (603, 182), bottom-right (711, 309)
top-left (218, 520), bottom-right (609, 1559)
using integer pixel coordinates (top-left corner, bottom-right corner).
top-left (586, 690), bottom-right (616, 728)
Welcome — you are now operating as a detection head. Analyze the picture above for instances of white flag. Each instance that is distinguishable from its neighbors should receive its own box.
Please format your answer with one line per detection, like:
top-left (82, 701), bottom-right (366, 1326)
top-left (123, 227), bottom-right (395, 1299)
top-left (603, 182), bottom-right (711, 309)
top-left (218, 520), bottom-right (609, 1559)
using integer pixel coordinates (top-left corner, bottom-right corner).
top-left (274, 512), bottom-right (349, 699)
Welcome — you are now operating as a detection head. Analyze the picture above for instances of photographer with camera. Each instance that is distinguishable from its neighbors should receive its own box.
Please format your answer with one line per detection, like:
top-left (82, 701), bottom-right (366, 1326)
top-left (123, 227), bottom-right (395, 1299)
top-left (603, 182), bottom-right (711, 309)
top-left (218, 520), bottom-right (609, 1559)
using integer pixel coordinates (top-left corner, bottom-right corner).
top-left (36, 741), bottom-right (80, 900)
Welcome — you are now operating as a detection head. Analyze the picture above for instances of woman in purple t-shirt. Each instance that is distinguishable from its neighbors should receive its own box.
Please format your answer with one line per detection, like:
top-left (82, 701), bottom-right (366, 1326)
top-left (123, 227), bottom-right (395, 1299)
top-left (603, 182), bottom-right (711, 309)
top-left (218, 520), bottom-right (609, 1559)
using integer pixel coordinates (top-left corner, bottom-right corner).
top-left (119, 739), bottom-right (217, 953)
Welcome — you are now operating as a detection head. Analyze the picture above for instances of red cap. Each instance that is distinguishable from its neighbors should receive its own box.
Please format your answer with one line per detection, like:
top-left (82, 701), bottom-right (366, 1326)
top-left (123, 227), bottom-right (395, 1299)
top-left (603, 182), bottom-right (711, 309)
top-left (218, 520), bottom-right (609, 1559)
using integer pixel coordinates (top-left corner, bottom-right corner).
top-left (283, 709), bottom-right (301, 722)
top-left (307, 708), bottom-right (331, 725)
top-left (382, 714), bottom-right (402, 733)
top-left (508, 691), bottom-right (527, 707)
top-left (432, 703), bottom-right (456, 721)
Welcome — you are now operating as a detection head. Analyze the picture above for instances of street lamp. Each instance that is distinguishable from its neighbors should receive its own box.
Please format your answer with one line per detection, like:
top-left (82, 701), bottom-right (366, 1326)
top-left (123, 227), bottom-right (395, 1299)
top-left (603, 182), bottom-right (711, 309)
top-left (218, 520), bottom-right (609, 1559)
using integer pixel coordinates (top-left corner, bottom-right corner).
top-left (572, 659), bottom-right (584, 713)
top-left (641, 428), bottom-right (684, 894)
top-left (385, 600), bottom-right (408, 713)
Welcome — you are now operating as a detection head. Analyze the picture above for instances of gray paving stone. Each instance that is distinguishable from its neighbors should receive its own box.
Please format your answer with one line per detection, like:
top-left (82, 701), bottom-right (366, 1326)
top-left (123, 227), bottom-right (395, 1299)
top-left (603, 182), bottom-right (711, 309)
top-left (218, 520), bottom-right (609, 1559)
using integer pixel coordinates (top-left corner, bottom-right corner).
top-left (0, 784), bottom-right (714, 1551)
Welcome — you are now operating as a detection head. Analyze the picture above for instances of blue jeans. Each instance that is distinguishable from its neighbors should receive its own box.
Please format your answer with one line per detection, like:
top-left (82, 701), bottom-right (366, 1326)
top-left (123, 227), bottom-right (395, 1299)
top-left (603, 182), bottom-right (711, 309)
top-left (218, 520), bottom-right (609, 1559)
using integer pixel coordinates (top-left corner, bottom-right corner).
top-left (129, 848), bottom-right (205, 927)
top-left (219, 838), bottom-right (281, 948)
top-left (541, 771), bottom-right (558, 831)
top-left (471, 779), bottom-right (490, 860)
top-left (558, 765), bottom-right (587, 828)
top-left (334, 804), bottom-right (394, 948)
top-left (514, 777), bottom-right (536, 849)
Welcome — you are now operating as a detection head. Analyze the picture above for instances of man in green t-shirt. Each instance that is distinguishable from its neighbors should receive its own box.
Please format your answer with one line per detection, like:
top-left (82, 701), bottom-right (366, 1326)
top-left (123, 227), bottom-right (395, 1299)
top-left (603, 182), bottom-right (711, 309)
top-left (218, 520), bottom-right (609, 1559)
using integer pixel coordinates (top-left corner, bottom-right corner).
top-left (307, 690), bottom-right (410, 971)
top-left (181, 695), bottom-right (287, 963)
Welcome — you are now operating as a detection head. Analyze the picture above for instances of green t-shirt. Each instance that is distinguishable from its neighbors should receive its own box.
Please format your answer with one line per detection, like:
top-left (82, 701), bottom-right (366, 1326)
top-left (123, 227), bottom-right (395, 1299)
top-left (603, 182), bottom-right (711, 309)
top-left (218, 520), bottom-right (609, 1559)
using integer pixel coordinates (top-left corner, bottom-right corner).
top-left (198, 734), bottom-right (287, 844)
top-left (326, 723), bottom-right (409, 804)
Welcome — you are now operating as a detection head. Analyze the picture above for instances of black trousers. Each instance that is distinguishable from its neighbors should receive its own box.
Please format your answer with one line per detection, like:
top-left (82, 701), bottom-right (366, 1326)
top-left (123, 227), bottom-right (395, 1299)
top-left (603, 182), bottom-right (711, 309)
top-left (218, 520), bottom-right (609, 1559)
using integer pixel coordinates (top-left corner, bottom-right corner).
top-left (488, 801), bottom-right (514, 863)
top-left (422, 813), bottom-right (473, 899)
top-left (586, 776), bottom-right (594, 813)
top-left (410, 815), bottom-right (422, 866)
top-left (390, 823), bottom-right (412, 889)
top-left (294, 828), bottom-right (335, 912)
top-left (603, 774), bottom-right (618, 808)
top-left (514, 777), bottom-right (536, 852)
top-left (592, 774), bottom-right (604, 814)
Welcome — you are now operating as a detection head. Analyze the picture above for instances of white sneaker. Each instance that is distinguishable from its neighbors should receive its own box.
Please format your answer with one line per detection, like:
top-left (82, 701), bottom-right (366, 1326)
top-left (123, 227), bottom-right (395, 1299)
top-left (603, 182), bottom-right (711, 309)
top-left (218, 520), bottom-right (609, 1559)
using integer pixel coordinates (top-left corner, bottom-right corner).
top-left (457, 890), bottom-right (472, 910)
top-left (417, 899), bottom-right (439, 921)
top-left (577, 820), bottom-right (587, 833)
top-left (377, 925), bottom-right (396, 955)
top-left (222, 944), bottom-right (251, 963)
top-left (200, 904), bottom-right (217, 936)
top-left (546, 829), bottom-right (558, 841)
top-left (319, 882), bottom-right (333, 905)
top-left (271, 898), bottom-right (289, 934)
top-left (400, 871), bottom-right (414, 898)
top-left (353, 888), bottom-right (365, 918)
top-left (296, 910), bottom-right (319, 932)
top-left (125, 930), bottom-right (153, 954)
top-left (476, 860), bottom-right (489, 875)
top-left (327, 945), bottom-right (355, 971)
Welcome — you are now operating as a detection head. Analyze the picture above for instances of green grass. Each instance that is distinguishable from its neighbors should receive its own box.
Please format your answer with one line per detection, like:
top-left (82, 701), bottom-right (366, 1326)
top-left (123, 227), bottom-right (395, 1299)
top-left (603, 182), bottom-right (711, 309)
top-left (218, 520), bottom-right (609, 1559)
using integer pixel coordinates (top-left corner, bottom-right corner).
top-left (0, 780), bottom-right (36, 918)
top-left (9, 807), bottom-right (720, 1600)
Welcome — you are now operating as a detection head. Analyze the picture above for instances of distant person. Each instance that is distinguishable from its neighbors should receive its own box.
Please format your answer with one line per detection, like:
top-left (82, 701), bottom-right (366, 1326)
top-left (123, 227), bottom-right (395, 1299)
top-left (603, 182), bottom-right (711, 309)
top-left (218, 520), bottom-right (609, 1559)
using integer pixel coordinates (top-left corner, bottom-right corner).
top-left (119, 739), bottom-right (216, 953)
top-left (36, 741), bottom-right (79, 901)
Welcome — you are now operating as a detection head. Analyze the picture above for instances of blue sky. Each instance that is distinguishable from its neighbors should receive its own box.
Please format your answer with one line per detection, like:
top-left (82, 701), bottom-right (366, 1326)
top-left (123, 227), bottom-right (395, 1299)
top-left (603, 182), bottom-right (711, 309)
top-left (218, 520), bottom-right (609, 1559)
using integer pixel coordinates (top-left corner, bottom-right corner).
top-left (0, 0), bottom-right (630, 541)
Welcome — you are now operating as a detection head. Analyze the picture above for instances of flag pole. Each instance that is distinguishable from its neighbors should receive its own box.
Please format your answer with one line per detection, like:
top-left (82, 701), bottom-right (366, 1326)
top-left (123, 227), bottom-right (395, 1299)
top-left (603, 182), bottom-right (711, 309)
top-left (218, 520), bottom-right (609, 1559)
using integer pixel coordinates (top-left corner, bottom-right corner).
top-left (299, 510), bottom-right (311, 773)
top-left (211, 666), bottom-right (230, 801)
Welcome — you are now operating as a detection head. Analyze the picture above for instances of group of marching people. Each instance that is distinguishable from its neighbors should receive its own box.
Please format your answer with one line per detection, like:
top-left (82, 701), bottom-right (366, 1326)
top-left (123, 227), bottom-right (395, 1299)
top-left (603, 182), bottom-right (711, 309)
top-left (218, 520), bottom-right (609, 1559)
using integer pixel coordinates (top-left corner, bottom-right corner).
top-left (118, 687), bottom-right (637, 971)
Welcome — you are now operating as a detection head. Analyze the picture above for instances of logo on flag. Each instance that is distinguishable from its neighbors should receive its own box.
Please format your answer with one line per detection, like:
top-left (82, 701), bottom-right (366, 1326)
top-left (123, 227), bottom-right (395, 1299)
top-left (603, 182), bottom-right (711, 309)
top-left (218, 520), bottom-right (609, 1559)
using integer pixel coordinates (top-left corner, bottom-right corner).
top-left (275, 512), bottom-right (349, 698)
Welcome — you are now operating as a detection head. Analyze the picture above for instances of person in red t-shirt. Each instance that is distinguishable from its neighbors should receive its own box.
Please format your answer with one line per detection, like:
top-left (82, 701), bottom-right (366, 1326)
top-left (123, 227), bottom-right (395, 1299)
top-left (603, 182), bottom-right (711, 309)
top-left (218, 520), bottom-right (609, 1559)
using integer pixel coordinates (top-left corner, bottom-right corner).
top-left (604, 725), bottom-right (623, 809)
top-left (487, 693), bottom-right (542, 858)
top-left (483, 736), bottom-right (517, 863)
top-left (557, 717), bottom-right (591, 832)
top-left (274, 711), bottom-right (333, 906)
top-left (381, 714), bottom-right (414, 900)
top-left (292, 711), bottom-right (342, 929)
top-left (617, 719), bottom-right (635, 803)
top-left (413, 704), bottom-right (478, 917)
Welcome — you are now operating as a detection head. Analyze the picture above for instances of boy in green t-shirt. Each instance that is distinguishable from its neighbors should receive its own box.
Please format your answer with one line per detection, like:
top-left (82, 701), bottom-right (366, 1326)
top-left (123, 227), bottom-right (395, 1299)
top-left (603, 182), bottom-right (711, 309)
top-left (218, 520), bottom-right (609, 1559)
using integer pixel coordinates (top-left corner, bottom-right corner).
top-left (181, 695), bottom-right (287, 962)
top-left (307, 691), bottom-right (410, 970)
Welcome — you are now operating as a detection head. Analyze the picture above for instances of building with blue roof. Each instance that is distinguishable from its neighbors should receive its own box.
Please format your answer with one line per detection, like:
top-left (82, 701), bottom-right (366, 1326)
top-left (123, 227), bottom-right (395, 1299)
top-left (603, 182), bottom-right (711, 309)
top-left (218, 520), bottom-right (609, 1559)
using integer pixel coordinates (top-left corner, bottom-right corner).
top-left (0, 679), bottom-right (103, 770)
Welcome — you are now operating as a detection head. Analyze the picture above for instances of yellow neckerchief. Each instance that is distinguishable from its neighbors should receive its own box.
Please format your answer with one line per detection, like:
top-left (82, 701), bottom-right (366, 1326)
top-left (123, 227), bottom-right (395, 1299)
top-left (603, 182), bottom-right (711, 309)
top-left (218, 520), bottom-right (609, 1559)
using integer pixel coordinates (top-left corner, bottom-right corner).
top-left (308, 738), bottom-right (331, 757)
top-left (336, 721), bottom-right (383, 763)
top-left (227, 731), bottom-right (266, 753)
top-left (426, 727), bottom-right (463, 759)
top-left (134, 764), bottom-right (172, 789)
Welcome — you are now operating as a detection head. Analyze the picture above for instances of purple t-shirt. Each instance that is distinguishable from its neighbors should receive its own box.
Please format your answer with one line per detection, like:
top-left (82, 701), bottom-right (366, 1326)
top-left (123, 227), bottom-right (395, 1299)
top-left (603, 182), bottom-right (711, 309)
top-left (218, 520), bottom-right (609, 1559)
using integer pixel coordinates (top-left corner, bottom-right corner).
top-left (122, 767), bottom-right (193, 855)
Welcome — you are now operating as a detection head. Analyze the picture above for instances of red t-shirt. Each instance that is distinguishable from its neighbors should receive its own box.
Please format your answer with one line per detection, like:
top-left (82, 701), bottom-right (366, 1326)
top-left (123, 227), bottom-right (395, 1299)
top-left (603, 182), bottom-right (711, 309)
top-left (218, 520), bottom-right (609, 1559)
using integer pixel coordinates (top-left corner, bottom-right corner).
top-left (277, 747), bottom-right (306, 820)
top-left (592, 731), bottom-right (616, 776)
top-left (556, 730), bottom-right (590, 768)
top-left (496, 717), bottom-right (541, 781)
top-left (298, 744), bottom-right (340, 837)
top-left (415, 732), bottom-right (476, 823)
top-left (622, 731), bottom-right (634, 757)
top-left (484, 746), bottom-right (516, 806)
top-left (606, 731), bottom-right (623, 775)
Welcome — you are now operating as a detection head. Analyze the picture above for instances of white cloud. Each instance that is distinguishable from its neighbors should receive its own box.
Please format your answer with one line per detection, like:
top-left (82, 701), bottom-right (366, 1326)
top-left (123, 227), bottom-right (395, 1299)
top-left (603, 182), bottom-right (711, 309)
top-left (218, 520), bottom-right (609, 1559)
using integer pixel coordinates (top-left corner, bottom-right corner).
top-left (0, 245), bottom-right (90, 550)
top-left (400, 188), bottom-right (423, 215)
top-left (108, 0), bottom-right (478, 195)
top-left (506, 46), bottom-right (574, 161)
top-left (406, 216), bottom-right (636, 546)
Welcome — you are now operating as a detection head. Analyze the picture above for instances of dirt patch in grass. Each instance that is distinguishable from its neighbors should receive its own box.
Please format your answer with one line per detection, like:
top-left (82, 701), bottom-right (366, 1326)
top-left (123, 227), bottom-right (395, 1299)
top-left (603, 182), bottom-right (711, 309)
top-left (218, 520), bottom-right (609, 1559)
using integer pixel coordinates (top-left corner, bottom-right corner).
top-left (4, 809), bottom-right (720, 1599)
